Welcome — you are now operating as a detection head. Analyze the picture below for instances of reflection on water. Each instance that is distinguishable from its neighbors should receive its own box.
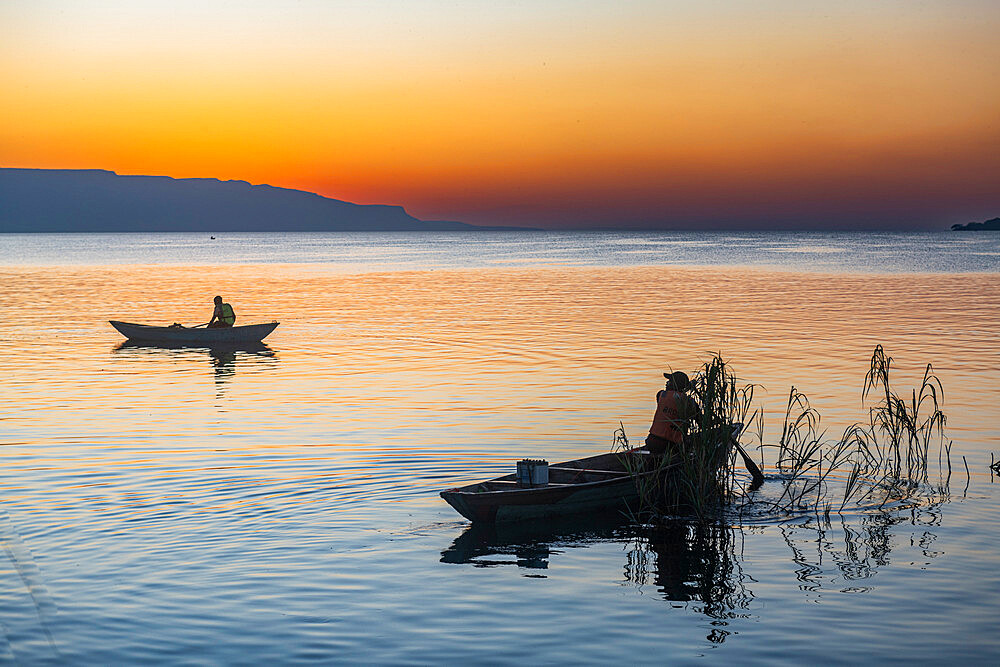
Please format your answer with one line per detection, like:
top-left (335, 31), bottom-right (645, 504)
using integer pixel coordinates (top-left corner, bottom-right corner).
top-left (442, 500), bottom-right (950, 645)
top-left (778, 503), bottom-right (947, 595)
top-left (442, 517), bottom-right (752, 631)
top-left (442, 527), bottom-right (555, 570)
top-left (0, 258), bottom-right (997, 663)
top-left (631, 522), bottom-right (752, 626)
top-left (112, 341), bottom-right (278, 397)
top-left (441, 513), bottom-right (630, 571)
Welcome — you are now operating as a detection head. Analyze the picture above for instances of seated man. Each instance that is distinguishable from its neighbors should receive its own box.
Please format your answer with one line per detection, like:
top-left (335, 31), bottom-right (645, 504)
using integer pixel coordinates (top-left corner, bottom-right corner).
top-left (207, 295), bottom-right (236, 328)
top-left (645, 370), bottom-right (700, 455)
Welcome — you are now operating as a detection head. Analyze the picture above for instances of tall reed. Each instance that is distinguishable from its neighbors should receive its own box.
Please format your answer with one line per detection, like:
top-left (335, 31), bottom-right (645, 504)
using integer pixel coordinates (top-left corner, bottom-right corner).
top-left (765, 345), bottom-right (951, 515)
top-left (619, 346), bottom-right (952, 523)
top-left (615, 354), bottom-right (759, 520)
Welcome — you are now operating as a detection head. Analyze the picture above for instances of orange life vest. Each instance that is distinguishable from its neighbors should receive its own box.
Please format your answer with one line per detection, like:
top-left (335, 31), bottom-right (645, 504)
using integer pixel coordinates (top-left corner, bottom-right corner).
top-left (649, 390), bottom-right (687, 445)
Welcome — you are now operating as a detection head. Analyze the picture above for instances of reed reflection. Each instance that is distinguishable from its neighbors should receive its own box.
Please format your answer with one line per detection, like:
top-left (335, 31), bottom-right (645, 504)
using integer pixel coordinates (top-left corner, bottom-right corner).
top-left (626, 522), bottom-right (753, 624)
top-left (442, 502), bottom-right (947, 643)
top-left (112, 341), bottom-right (278, 396)
top-left (777, 502), bottom-right (946, 594)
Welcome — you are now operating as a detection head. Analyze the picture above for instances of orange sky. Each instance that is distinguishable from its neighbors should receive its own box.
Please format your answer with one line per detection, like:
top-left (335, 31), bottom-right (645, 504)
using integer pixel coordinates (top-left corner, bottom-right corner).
top-left (2, 1), bottom-right (999, 228)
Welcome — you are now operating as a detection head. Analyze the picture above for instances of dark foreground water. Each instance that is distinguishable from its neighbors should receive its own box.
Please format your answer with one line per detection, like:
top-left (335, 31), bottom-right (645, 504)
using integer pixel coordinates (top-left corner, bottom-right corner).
top-left (1, 232), bottom-right (998, 663)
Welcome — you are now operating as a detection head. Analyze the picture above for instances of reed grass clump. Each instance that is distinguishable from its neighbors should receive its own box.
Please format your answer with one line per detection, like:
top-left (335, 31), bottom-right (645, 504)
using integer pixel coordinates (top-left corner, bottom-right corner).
top-left (617, 346), bottom-right (953, 523)
top-left (767, 345), bottom-right (951, 514)
top-left (614, 354), bottom-right (760, 521)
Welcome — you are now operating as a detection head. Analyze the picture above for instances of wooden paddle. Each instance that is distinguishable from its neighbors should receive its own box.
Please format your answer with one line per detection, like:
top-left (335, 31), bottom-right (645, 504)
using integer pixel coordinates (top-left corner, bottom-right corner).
top-left (732, 440), bottom-right (765, 489)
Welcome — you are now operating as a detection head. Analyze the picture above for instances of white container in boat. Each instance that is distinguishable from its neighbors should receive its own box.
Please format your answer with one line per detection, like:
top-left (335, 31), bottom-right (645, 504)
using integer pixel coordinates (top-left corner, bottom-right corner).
top-left (516, 459), bottom-right (549, 486)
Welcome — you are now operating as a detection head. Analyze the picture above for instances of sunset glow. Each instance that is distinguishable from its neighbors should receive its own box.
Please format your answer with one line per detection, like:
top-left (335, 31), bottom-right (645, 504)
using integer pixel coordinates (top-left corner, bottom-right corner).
top-left (3, 1), bottom-right (999, 228)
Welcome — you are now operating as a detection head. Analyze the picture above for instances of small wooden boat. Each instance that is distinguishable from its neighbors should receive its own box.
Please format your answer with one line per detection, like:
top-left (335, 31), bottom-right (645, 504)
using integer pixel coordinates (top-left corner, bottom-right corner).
top-left (442, 424), bottom-right (749, 524)
top-left (109, 320), bottom-right (279, 345)
top-left (440, 449), bottom-right (683, 524)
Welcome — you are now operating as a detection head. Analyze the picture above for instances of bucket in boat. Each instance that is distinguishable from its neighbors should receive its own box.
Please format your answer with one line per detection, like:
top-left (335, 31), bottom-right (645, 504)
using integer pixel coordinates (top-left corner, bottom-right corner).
top-left (516, 459), bottom-right (549, 487)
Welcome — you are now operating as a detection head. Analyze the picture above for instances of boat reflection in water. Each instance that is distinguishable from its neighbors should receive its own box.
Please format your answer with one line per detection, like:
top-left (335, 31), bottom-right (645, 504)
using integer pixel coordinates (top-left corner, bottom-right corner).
top-left (112, 340), bottom-right (278, 396)
top-left (442, 501), bottom-right (949, 643)
top-left (441, 513), bottom-right (631, 571)
top-left (441, 514), bottom-right (751, 620)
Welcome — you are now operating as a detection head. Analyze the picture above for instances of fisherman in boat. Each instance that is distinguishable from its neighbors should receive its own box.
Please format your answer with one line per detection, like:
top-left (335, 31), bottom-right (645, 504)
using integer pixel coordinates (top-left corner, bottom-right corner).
top-left (645, 370), bottom-right (701, 455)
top-left (207, 295), bottom-right (236, 328)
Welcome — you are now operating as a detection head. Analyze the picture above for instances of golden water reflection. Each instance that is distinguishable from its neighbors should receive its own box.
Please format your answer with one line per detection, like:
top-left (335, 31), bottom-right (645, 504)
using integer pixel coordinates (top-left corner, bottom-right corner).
top-left (0, 262), bottom-right (997, 662)
top-left (1, 263), bottom-right (997, 462)
top-left (112, 341), bottom-right (278, 397)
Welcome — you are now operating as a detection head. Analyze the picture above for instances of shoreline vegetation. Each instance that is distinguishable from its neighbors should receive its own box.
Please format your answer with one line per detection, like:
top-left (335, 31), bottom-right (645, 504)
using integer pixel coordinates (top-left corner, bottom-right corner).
top-left (615, 346), bottom-right (955, 523)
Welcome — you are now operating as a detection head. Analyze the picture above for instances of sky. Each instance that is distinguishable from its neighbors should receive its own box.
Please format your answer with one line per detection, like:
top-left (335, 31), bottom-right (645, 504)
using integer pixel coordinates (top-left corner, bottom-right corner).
top-left (2, 0), bottom-right (999, 229)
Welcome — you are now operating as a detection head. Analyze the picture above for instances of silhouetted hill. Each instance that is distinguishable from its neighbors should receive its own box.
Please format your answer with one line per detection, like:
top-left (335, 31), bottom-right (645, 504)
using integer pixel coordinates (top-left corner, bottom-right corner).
top-left (951, 217), bottom-right (1000, 231)
top-left (0, 168), bottom-right (509, 232)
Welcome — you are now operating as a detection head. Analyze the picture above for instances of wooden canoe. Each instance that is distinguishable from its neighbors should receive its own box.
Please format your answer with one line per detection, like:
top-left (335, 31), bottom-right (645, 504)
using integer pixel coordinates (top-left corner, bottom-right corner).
top-left (441, 422), bottom-right (745, 524)
top-left (109, 320), bottom-right (279, 345)
top-left (440, 449), bottom-right (683, 524)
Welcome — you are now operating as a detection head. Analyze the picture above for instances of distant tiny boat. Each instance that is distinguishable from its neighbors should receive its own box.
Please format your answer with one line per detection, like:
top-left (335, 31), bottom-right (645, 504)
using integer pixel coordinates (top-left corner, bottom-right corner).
top-left (109, 320), bottom-right (279, 345)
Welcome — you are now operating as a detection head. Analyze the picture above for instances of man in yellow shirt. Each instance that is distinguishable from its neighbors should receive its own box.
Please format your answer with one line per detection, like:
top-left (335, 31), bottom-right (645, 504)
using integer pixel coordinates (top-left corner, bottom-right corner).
top-left (207, 295), bottom-right (236, 328)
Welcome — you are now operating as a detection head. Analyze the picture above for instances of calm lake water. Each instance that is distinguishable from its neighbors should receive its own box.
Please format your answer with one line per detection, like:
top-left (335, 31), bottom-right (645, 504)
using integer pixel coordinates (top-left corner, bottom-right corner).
top-left (1, 231), bottom-right (999, 663)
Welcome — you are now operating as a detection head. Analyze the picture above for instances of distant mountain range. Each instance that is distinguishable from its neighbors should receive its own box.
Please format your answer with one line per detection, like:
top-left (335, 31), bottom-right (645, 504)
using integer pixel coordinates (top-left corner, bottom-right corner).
top-left (0, 168), bottom-right (516, 232)
top-left (951, 217), bottom-right (1000, 231)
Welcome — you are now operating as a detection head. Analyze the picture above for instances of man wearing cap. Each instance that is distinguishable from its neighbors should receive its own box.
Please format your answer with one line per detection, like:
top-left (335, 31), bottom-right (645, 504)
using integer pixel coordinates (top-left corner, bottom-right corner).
top-left (645, 371), bottom-right (701, 455)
